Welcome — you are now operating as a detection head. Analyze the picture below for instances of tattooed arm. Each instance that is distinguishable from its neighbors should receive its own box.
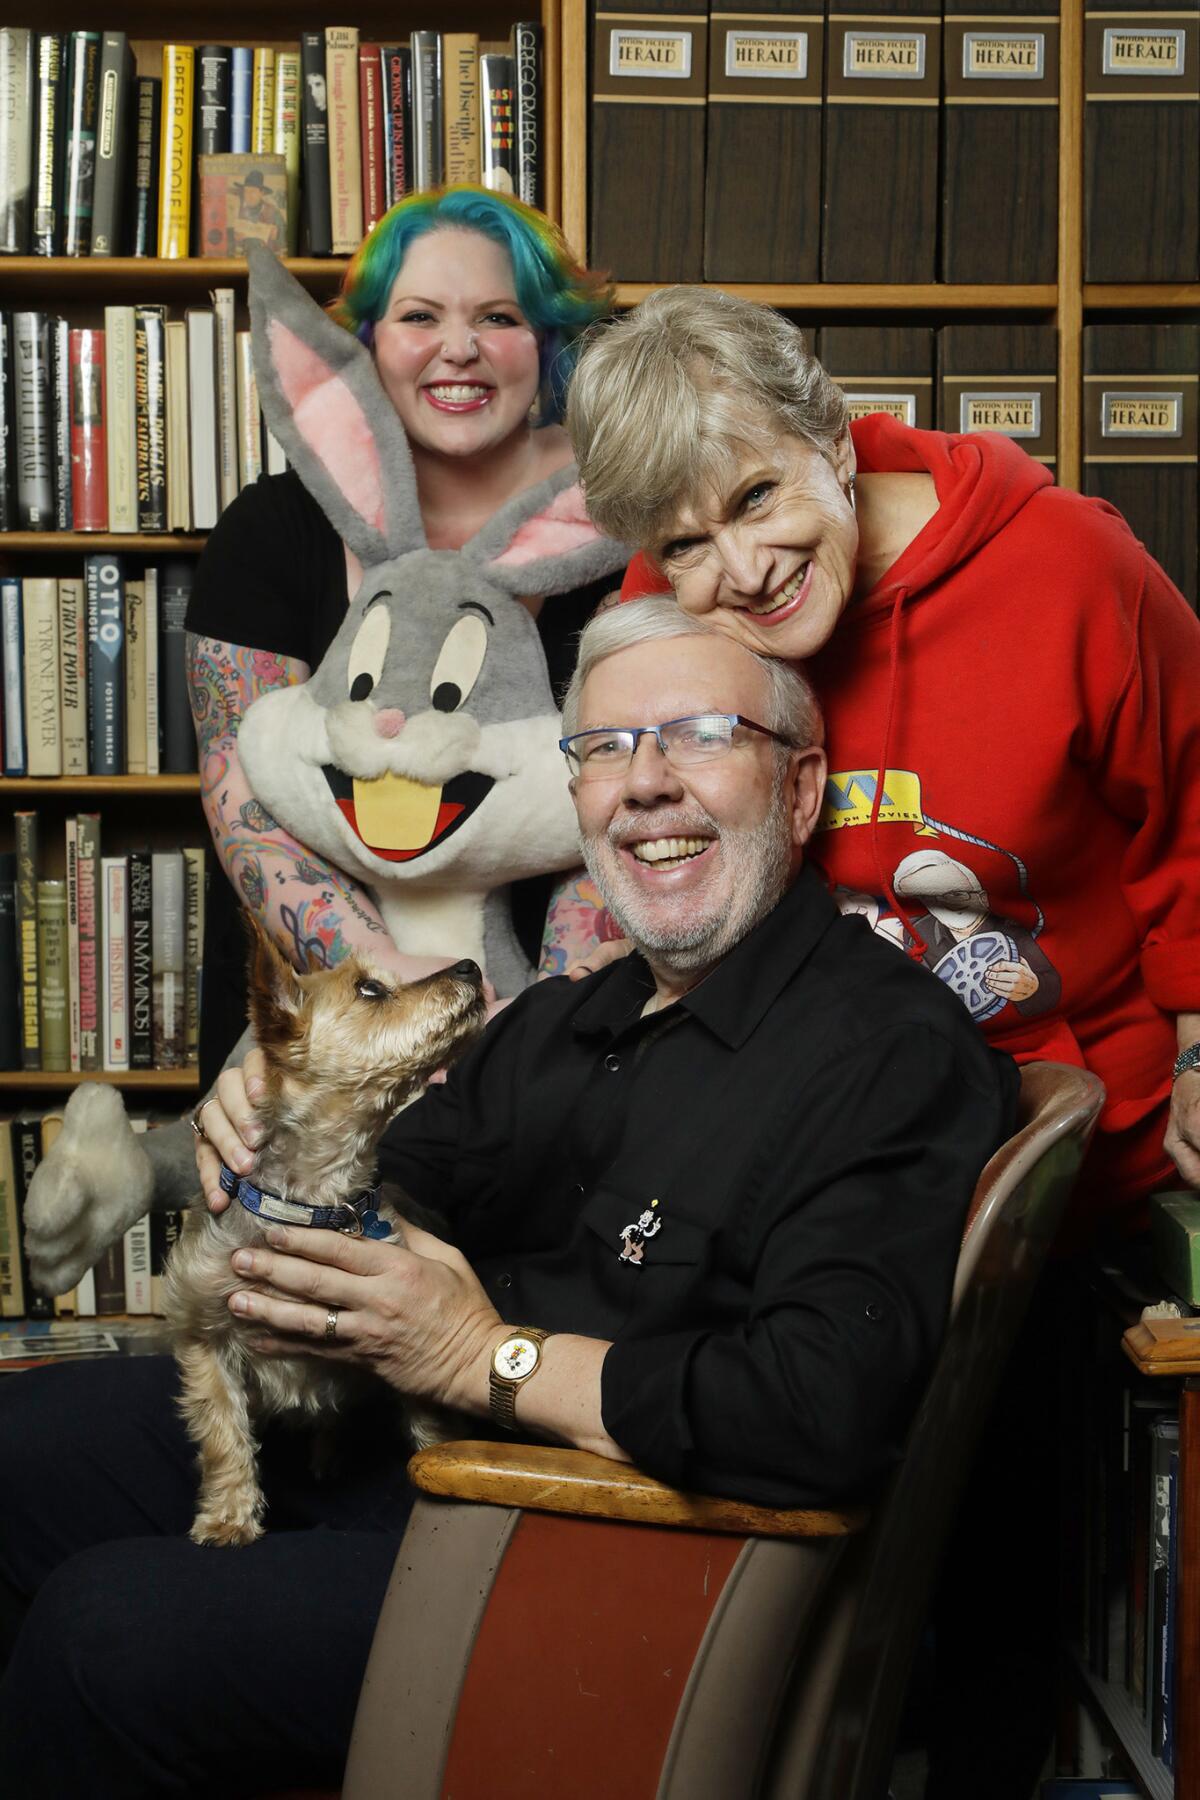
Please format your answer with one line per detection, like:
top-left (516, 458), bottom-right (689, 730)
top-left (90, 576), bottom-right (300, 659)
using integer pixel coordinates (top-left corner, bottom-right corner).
top-left (187, 632), bottom-right (461, 980)
top-left (538, 869), bottom-right (627, 978)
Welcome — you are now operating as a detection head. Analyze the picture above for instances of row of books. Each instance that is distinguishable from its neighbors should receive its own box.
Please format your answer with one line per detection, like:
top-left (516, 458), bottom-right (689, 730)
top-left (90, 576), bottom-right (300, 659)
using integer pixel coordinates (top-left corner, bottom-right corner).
top-left (1, 560), bottom-right (197, 777)
top-left (590, 2), bottom-right (1200, 286)
top-left (1, 302), bottom-right (277, 535)
top-left (0, 22), bottom-right (545, 261)
top-left (0, 1107), bottom-right (185, 1318)
top-left (1, 816), bottom-right (205, 1073)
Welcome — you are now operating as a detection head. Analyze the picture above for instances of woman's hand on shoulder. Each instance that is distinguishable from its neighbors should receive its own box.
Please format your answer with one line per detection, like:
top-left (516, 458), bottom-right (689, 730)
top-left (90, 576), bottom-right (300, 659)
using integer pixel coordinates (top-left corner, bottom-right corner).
top-left (194, 1048), bottom-right (268, 1213)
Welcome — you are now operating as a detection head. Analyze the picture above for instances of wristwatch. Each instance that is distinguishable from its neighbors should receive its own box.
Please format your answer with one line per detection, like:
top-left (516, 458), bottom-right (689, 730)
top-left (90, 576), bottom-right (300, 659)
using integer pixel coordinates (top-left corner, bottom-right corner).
top-left (489, 1326), bottom-right (550, 1431)
top-left (1174, 1042), bottom-right (1200, 1081)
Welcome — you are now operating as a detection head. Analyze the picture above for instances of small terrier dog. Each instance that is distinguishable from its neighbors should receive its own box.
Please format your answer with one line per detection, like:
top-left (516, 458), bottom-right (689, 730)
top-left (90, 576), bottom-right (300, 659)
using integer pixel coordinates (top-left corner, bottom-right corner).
top-left (164, 920), bottom-right (485, 1547)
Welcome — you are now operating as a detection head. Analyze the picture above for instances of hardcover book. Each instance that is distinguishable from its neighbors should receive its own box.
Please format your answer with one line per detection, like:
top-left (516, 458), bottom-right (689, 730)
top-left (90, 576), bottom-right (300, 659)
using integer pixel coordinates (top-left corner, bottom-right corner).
top-left (90, 32), bottom-right (134, 257)
top-left (942, 0), bottom-right (1059, 281)
top-left (410, 29), bottom-right (444, 192)
top-left (443, 33), bottom-right (481, 186)
top-left (159, 560), bottom-right (198, 774)
top-left (512, 21), bottom-right (543, 210)
top-left (93, 1237), bottom-right (125, 1314)
top-left (937, 322), bottom-right (1058, 474)
top-left (213, 286), bottom-right (237, 512)
top-left (31, 32), bottom-right (63, 257)
top-left (75, 810), bottom-right (102, 1072)
top-left (164, 319), bottom-right (191, 532)
top-left (704, 1), bottom-right (824, 282)
top-left (69, 325), bottom-right (107, 530)
top-left (102, 303), bottom-right (136, 532)
top-left (299, 32), bottom-right (332, 255)
top-left (20, 575), bottom-right (61, 777)
top-left (65, 817), bottom-right (80, 1067)
top-left (58, 576), bottom-right (88, 776)
top-left (0, 312), bottom-right (15, 528)
top-left (36, 878), bottom-right (68, 1073)
top-left (358, 42), bottom-right (386, 234)
top-left (480, 53), bottom-right (516, 193)
top-left (12, 309), bottom-right (53, 528)
top-left (0, 1118), bottom-right (24, 1315)
top-left (157, 44), bottom-right (194, 259)
top-left (151, 849), bottom-right (185, 1069)
top-left (134, 304), bottom-right (167, 533)
top-left (230, 46), bottom-right (252, 155)
top-left (1084, 2), bottom-right (1200, 281)
top-left (101, 853), bottom-right (130, 1071)
top-left (250, 46), bottom-right (275, 157)
top-left (85, 552), bottom-right (126, 775)
top-left (590, 0), bottom-right (706, 281)
top-left (198, 152), bottom-right (289, 256)
top-left (11, 1114), bottom-right (52, 1317)
top-left (123, 1211), bottom-right (151, 1314)
top-left (1082, 321), bottom-right (1200, 606)
top-left (235, 330), bottom-right (263, 489)
top-left (13, 813), bottom-right (39, 1070)
top-left (0, 28), bottom-right (34, 254)
top-left (128, 848), bottom-right (152, 1069)
top-left (124, 577), bottom-right (147, 774)
top-left (273, 50), bottom-right (301, 254)
top-left (143, 565), bottom-right (159, 776)
top-left (61, 29), bottom-right (100, 257)
top-left (326, 25), bottom-right (363, 254)
top-left (185, 306), bottom-right (219, 531)
top-left (1, 576), bottom-right (25, 774)
top-left (50, 314), bottom-right (71, 528)
top-left (130, 74), bottom-right (161, 258)
top-left (183, 845), bottom-right (205, 1067)
top-left (194, 44), bottom-right (232, 167)
top-left (385, 45), bottom-right (413, 205)
top-left (818, 325), bottom-right (936, 430)
top-left (822, 0), bottom-right (942, 282)
top-left (150, 1210), bottom-right (183, 1314)
top-left (0, 855), bottom-right (18, 1070)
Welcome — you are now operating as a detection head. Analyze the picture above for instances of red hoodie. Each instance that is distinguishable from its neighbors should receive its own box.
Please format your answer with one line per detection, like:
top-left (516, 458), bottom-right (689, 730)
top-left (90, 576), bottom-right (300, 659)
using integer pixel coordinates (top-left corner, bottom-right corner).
top-left (621, 414), bottom-right (1200, 1226)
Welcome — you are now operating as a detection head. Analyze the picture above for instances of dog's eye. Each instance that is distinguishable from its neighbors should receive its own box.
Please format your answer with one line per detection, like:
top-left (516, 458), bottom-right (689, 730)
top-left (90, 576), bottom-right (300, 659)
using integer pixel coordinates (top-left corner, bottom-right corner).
top-left (348, 603), bottom-right (392, 703)
top-left (355, 979), bottom-right (390, 1002)
top-left (430, 615), bottom-right (487, 713)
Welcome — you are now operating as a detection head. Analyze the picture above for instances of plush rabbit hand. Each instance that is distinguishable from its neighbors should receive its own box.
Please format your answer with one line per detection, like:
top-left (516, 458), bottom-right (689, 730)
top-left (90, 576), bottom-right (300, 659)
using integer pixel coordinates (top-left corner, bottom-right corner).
top-left (237, 243), bottom-right (627, 997)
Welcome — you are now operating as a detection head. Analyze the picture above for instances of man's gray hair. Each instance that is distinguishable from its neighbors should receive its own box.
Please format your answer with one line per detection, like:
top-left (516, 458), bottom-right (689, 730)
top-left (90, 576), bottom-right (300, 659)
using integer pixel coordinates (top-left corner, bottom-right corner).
top-left (566, 285), bottom-right (849, 551)
top-left (561, 595), bottom-right (823, 751)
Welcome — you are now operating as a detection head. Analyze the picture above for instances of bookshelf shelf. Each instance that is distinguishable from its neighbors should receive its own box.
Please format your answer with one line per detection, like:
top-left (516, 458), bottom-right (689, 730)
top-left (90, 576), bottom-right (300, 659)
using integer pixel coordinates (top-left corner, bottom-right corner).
top-left (1072, 1655), bottom-right (1173, 1800)
top-left (0, 255), bottom-right (348, 300)
top-left (0, 777), bottom-right (200, 797)
top-left (0, 534), bottom-right (206, 553)
top-left (1085, 286), bottom-right (1200, 312)
top-left (0, 1070), bottom-right (199, 1092)
top-left (614, 283), bottom-right (1060, 312)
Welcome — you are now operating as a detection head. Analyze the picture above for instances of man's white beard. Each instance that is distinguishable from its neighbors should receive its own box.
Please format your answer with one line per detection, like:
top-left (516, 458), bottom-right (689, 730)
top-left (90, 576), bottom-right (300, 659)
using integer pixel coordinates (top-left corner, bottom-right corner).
top-left (581, 773), bottom-right (794, 978)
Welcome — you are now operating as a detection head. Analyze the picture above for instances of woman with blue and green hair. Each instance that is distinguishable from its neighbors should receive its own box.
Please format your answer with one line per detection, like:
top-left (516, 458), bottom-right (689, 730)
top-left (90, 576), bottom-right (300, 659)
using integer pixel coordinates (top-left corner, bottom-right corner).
top-left (185, 188), bottom-right (617, 1079)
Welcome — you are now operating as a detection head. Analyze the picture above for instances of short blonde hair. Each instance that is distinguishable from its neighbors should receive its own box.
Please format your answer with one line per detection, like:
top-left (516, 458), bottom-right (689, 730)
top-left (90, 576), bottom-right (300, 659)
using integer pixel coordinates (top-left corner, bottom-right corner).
top-left (567, 286), bottom-right (848, 549)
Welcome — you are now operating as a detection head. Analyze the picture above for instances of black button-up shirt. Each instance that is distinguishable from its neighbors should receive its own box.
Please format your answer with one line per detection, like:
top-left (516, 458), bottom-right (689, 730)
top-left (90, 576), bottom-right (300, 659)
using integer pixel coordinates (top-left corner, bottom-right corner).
top-left (379, 864), bottom-right (1019, 1508)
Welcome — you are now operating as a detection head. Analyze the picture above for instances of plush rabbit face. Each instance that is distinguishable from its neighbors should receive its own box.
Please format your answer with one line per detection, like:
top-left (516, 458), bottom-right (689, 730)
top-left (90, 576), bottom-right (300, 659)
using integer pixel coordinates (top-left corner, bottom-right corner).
top-left (239, 245), bottom-right (628, 990)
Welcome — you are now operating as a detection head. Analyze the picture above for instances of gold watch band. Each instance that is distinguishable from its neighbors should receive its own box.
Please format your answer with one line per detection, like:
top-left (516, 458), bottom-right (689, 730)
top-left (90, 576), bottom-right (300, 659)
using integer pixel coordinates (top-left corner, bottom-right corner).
top-left (489, 1327), bottom-right (549, 1432)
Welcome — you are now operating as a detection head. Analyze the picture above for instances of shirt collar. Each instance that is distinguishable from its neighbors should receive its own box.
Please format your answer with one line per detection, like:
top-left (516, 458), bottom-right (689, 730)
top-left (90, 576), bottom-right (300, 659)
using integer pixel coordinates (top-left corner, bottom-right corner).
top-left (571, 864), bottom-right (839, 1049)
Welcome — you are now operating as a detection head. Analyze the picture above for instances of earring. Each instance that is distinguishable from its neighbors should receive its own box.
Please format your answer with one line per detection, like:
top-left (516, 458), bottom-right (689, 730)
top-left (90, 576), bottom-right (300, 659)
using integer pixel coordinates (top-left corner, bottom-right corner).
top-left (846, 472), bottom-right (857, 514)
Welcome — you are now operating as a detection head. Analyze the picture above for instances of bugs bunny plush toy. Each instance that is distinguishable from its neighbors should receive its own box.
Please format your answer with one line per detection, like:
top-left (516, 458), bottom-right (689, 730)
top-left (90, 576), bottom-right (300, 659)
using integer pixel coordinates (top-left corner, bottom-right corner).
top-left (24, 242), bottom-right (626, 1300)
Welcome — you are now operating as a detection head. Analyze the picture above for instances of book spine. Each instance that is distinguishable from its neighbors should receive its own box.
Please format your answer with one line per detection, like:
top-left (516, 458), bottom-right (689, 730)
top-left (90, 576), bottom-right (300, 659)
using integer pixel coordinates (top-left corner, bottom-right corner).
top-left (128, 848), bottom-right (153, 1068)
top-left (123, 1210), bottom-right (151, 1314)
top-left (300, 33), bottom-right (332, 254)
top-left (230, 47), bottom-right (252, 155)
top-left (58, 577), bottom-right (88, 775)
top-left (183, 845), bottom-right (205, 1068)
top-left (36, 878), bottom-right (68, 1071)
top-left (385, 48), bottom-right (412, 202)
top-left (157, 45), bottom-right (194, 258)
top-left (235, 330), bottom-right (262, 490)
top-left (0, 313), bottom-right (15, 529)
top-left (20, 576), bottom-right (61, 777)
top-left (326, 27), bottom-right (363, 254)
top-left (358, 44), bottom-right (386, 236)
top-left (103, 304), bottom-right (136, 530)
top-left (73, 1263), bottom-right (96, 1316)
top-left (143, 565), bottom-right (159, 776)
top-left (65, 817), bottom-right (79, 1067)
top-left (251, 47), bottom-right (276, 155)
top-left (14, 813), bottom-right (39, 1069)
top-left (0, 1118), bottom-right (25, 1315)
top-left (134, 304), bottom-right (166, 532)
top-left (131, 76), bottom-right (161, 258)
top-left (31, 32), bottom-right (63, 256)
top-left (443, 34), bottom-right (481, 187)
top-left (69, 326), bottom-right (107, 530)
top-left (75, 810), bottom-right (101, 1071)
top-left (93, 1237), bottom-right (124, 1314)
top-left (151, 850), bottom-right (185, 1068)
top-left (91, 32), bottom-right (131, 256)
top-left (379, 47), bottom-right (395, 209)
top-left (0, 29), bottom-right (34, 254)
top-left (512, 22), bottom-right (543, 212)
top-left (12, 1116), bottom-right (51, 1316)
top-left (159, 560), bottom-right (198, 773)
top-left (264, 422), bottom-right (286, 475)
top-left (273, 50), bottom-right (301, 256)
top-left (213, 287), bottom-right (237, 513)
top-left (164, 320), bottom-right (191, 533)
top-left (0, 854), bottom-right (18, 1069)
top-left (84, 553), bottom-right (125, 775)
top-left (186, 308), bottom-right (218, 530)
top-left (101, 854), bottom-right (129, 1071)
top-left (124, 577), bottom-right (146, 774)
top-left (410, 31), bottom-right (444, 192)
top-left (479, 55), bottom-right (516, 194)
top-left (0, 576), bottom-right (25, 773)
top-left (195, 45), bottom-right (232, 163)
top-left (150, 1209), bottom-right (183, 1314)
top-left (12, 310), bottom-right (53, 528)
top-left (51, 315), bottom-right (71, 527)
top-left (61, 30), bottom-right (100, 256)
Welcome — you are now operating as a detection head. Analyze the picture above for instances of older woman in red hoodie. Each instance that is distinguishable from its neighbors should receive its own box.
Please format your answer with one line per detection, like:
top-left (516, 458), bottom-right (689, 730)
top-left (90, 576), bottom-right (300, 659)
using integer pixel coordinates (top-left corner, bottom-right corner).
top-left (558, 283), bottom-right (1200, 1232)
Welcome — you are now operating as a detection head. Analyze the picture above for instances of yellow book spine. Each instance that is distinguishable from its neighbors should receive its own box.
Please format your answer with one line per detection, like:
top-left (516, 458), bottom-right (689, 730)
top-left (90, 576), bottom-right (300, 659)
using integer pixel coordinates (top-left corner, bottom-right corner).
top-left (157, 45), bottom-right (194, 258)
top-left (443, 34), bottom-right (481, 186)
top-left (251, 46), bottom-right (276, 156)
top-left (273, 51), bottom-right (301, 255)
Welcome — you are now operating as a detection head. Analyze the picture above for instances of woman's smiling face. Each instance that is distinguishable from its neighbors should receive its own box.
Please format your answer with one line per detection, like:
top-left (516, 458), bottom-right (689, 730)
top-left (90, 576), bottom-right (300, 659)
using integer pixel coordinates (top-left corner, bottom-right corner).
top-left (655, 429), bottom-right (860, 662)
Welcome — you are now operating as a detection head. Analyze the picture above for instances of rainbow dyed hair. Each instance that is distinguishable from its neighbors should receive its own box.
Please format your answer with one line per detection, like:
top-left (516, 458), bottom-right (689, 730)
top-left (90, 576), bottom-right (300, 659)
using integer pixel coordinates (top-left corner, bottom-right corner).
top-left (332, 186), bottom-right (614, 426)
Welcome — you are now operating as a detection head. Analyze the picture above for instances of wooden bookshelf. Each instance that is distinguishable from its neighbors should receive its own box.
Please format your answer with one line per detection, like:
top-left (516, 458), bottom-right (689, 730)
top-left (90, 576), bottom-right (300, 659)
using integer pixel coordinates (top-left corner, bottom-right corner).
top-left (0, 1069), bottom-right (199, 1092)
top-left (0, 534), bottom-right (207, 554)
top-left (612, 284), bottom-right (1060, 312)
top-left (0, 777), bottom-right (200, 797)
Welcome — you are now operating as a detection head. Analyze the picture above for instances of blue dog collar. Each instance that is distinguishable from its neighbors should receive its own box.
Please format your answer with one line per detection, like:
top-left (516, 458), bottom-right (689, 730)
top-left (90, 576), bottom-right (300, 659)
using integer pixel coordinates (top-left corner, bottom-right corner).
top-left (219, 1165), bottom-right (394, 1241)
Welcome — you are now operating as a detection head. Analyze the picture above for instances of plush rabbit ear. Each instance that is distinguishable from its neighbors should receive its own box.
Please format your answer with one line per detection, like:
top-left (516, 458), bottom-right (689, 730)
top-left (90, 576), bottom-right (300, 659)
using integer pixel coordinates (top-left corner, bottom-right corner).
top-left (246, 242), bottom-right (425, 566)
top-left (463, 462), bottom-right (629, 598)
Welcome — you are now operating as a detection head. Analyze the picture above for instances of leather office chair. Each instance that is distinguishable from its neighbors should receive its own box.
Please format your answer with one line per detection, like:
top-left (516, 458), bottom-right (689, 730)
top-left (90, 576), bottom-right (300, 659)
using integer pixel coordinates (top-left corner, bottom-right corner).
top-left (326, 1061), bottom-right (1102, 1800)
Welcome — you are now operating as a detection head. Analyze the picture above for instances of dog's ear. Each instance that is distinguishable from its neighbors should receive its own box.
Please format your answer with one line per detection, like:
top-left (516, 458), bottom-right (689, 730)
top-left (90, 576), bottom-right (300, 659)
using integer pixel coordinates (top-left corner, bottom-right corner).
top-left (243, 915), bottom-right (305, 1053)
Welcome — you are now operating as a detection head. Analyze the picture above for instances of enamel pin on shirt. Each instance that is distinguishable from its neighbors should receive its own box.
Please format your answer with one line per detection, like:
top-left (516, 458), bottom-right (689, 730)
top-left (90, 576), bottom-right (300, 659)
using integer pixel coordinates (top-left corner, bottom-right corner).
top-left (619, 1198), bottom-right (662, 1265)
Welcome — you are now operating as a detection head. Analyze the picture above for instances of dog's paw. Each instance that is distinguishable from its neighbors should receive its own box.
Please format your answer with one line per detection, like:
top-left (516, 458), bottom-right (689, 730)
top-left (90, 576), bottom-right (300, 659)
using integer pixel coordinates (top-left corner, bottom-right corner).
top-left (190, 1506), bottom-right (265, 1548)
top-left (24, 1084), bottom-right (155, 1296)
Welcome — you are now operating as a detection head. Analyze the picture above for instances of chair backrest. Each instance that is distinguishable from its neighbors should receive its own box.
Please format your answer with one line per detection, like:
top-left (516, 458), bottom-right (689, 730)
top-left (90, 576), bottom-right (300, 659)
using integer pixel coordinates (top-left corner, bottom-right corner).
top-left (763, 1060), bottom-right (1104, 1799)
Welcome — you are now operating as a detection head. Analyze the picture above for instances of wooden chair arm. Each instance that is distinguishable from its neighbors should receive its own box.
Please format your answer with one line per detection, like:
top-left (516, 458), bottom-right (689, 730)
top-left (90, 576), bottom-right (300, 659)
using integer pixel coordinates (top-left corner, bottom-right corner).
top-left (407, 1439), bottom-right (869, 1539)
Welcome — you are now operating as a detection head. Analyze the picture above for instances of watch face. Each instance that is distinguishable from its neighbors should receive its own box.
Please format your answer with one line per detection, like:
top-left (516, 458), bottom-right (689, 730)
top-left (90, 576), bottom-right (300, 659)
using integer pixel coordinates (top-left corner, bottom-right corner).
top-left (494, 1334), bottom-right (539, 1380)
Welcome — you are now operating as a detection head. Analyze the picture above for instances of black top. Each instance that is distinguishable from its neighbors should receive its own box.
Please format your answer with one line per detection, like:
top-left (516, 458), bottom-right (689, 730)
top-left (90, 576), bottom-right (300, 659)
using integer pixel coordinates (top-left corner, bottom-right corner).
top-left (186, 472), bottom-right (610, 1084)
top-left (379, 864), bottom-right (1020, 1509)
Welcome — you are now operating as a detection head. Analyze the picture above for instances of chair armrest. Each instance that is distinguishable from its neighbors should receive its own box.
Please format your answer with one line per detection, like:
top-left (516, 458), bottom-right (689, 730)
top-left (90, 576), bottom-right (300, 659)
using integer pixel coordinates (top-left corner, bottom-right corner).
top-left (407, 1439), bottom-right (868, 1539)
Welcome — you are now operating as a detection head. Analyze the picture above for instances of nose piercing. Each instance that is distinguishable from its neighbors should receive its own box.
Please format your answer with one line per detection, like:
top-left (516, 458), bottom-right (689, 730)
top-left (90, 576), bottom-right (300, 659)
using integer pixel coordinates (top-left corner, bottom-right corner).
top-left (442, 334), bottom-right (479, 359)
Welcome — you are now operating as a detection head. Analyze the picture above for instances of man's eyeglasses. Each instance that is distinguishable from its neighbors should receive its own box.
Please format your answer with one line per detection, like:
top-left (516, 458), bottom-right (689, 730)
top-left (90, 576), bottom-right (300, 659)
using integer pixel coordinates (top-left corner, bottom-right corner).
top-left (559, 712), bottom-right (793, 779)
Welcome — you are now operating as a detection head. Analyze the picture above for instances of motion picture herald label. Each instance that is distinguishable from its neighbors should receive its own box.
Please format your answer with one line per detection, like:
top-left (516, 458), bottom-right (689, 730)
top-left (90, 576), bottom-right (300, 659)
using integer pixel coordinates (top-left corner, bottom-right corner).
top-left (963, 32), bottom-right (1045, 79)
top-left (843, 394), bottom-right (918, 426)
top-left (609, 29), bottom-right (693, 78)
top-left (1102, 391), bottom-right (1183, 437)
top-left (843, 31), bottom-right (926, 79)
top-left (1101, 29), bottom-right (1186, 76)
top-left (725, 31), bottom-right (807, 79)
top-left (959, 392), bottom-right (1041, 437)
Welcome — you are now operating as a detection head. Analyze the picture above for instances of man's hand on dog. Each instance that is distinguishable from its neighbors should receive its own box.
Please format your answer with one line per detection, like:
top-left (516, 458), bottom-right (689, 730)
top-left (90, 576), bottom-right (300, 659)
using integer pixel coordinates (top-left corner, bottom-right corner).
top-left (226, 1221), bottom-right (503, 1412)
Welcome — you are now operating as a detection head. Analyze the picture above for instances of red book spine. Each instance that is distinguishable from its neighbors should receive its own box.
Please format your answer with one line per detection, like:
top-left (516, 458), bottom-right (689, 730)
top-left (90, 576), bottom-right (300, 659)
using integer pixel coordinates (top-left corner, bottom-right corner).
top-left (358, 44), bottom-right (385, 234)
top-left (69, 327), bottom-right (108, 532)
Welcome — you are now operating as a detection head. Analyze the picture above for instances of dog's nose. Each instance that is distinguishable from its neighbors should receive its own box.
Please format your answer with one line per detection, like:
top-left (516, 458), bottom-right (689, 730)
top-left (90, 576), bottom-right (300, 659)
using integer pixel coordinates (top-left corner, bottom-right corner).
top-left (374, 708), bottom-right (406, 739)
top-left (451, 960), bottom-right (482, 983)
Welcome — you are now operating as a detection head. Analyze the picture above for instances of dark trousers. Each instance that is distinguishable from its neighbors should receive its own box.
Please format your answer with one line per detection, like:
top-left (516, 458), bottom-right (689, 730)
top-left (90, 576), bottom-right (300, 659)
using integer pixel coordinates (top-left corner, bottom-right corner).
top-left (0, 1355), bottom-right (414, 1799)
